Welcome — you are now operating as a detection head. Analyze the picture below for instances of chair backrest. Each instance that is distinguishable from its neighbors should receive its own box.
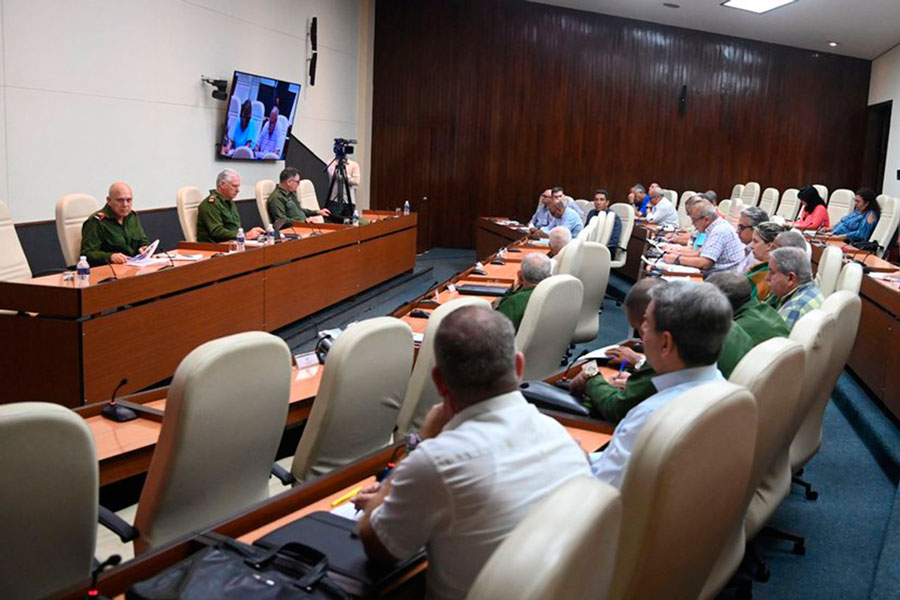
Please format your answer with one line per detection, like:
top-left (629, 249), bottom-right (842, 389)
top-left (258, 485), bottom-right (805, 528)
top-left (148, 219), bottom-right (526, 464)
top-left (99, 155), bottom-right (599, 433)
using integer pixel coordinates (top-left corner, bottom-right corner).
top-left (232, 145), bottom-right (254, 159)
top-left (249, 100), bottom-right (265, 141)
top-left (827, 188), bottom-right (854, 224)
top-left (573, 242), bottom-right (611, 344)
top-left (176, 186), bottom-right (204, 242)
top-left (813, 184), bottom-right (828, 204)
top-left (134, 332), bottom-right (292, 552)
top-left (0, 402), bottom-right (97, 599)
top-left (56, 193), bottom-right (100, 266)
top-left (291, 317), bottom-right (413, 481)
top-left (741, 181), bottom-right (761, 206)
top-left (555, 237), bottom-right (584, 280)
top-left (516, 275), bottom-right (583, 381)
top-left (255, 179), bottom-right (276, 229)
top-left (870, 195), bottom-right (899, 254)
top-left (0, 199), bottom-right (31, 281)
top-left (467, 476), bottom-right (621, 600)
top-left (395, 298), bottom-right (491, 436)
top-left (274, 114), bottom-right (289, 157)
top-left (611, 381), bottom-right (756, 600)
top-left (596, 210), bottom-right (616, 246)
top-left (730, 184), bottom-right (744, 201)
top-left (836, 262), bottom-right (863, 295)
top-left (727, 198), bottom-right (745, 225)
top-left (758, 187), bottom-right (780, 216)
top-left (577, 215), bottom-right (596, 241)
top-left (815, 244), bottom-right (843, 297)
top-left (662, 189), bottom-right (677, 205)
top-left (717, 199), bottom-right (732, 218)
top-left (776, 188), bottom-right (801, 220)
top-left (610, 203), bottom-right (634, 268)
top-left (227, 95), bottom-right (240, 136)
top-left (677, 191), bottom-right (696, 229)
top-left (298, 179), bottom-right (320, 212)
top-left (575, 199), bottom-right (592, 223)
top-left (790, 293), bottom-right (861, 472)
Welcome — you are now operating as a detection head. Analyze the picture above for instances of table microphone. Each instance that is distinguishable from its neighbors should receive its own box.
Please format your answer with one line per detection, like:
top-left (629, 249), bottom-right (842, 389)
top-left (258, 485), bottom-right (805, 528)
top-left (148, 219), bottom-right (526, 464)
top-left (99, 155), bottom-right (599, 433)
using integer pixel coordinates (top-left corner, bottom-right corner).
top-left (158, 250), bottom-right (177, 271)
top-left (555, 348), bottom-right (590, 388)
top-left (98, 258), bottom-right (120, 284)
top-left (101, 378), bottom-right (138, 422)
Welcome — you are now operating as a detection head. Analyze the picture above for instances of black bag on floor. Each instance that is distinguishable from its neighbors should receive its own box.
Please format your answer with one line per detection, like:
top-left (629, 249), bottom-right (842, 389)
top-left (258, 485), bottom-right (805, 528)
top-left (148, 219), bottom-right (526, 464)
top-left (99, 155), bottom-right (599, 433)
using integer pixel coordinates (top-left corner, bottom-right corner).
top-left (126, 538), bottom-right (349, 600)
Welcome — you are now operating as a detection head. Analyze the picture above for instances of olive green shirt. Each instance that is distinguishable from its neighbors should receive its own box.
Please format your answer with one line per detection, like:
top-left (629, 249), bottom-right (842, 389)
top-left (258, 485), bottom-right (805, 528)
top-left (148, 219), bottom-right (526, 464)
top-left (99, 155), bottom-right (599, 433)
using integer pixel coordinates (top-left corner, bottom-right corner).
top-left (734, 297), bottom-right (790, 347)
top-left (582, 323), bottom-right (754, 423)
top-left (79, 204), bottom-right (148, 266)
top-left (196, 190), bottom-right (242, 243)
top-left (267, 186), bottom-right (319, 225)
top-left (495, 286), bottom-right (535, 332)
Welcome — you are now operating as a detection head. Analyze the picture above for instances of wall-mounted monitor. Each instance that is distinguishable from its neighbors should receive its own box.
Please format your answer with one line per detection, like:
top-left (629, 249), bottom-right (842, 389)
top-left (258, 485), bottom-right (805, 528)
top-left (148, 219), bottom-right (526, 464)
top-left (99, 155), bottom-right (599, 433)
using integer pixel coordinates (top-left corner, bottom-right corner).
top-left (218, 70), bottom-right (301, 161)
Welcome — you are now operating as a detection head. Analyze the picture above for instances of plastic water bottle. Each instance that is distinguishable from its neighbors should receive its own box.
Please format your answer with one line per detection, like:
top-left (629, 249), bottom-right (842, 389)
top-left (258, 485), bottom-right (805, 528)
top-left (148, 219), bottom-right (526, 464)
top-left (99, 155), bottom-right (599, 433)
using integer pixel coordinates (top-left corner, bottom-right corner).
top-left (266, 224), bottom-right (276, 244)
top-left (76, 255), bottom-right (90, 286)
top-left (352, 210), bottom-right (360, 226)
top-left (403, 200), bottom-right (410, 216)
top-left (236, 228), bottom-right (246, 252)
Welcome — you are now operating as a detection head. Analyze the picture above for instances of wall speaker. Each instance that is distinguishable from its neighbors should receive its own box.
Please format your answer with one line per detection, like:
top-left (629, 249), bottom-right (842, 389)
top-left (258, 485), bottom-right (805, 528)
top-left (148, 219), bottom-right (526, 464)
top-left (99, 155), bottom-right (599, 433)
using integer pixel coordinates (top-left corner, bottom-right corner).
top-left (309, 52), bottom-right (318, 86)
top-left (310, 17), bottom-right (318, 51)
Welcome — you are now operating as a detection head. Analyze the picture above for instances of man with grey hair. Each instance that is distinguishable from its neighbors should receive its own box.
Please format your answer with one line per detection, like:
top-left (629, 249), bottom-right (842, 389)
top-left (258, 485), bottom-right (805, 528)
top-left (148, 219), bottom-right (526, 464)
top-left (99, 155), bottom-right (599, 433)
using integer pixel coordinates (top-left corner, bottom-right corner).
top-left (356, 306), bottom-right (590, 599)
top-left (629, 183), bottom-right (650, 216)
top-left (496, 252), bottom-right (552, 331)
top-left (547, 225), bottom-right (571, 273)
top-left (663, 200), bottom-right (745, 274)
top-left (196, 169), bottom-right (264, 243)
top-left (591, 280), bottom-right (733, 488)
top-left (767, 247), bottom-right (824, 330)
top-left (735, 206), bottom-right (770, 272)
top-left (773, 229), bottom-right (813, 262)
top-left (647, 187), bottom-right (679, 229)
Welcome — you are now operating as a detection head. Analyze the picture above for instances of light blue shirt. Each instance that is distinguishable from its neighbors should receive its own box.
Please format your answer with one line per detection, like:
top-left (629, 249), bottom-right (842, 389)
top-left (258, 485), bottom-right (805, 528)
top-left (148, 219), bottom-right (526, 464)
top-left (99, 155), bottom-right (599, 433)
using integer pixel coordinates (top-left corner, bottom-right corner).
top-left (541, 206), bottom-right (584, 237)
top-left (591, 363), bottom-right (724, 488)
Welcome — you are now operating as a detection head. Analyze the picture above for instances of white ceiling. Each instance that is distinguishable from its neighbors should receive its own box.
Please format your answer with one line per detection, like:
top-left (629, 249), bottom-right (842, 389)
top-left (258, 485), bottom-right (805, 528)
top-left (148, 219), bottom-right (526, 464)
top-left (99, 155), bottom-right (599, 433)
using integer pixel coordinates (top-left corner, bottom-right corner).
top-left (530, 0), bottom-right (900, 60)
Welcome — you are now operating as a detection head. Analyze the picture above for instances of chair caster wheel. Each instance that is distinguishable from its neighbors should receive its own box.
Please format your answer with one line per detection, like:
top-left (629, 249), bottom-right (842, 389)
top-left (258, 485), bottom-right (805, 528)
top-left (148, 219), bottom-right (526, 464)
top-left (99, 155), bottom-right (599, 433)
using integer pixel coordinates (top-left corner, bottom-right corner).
top-left (806, 490), bottom-right (819, 501)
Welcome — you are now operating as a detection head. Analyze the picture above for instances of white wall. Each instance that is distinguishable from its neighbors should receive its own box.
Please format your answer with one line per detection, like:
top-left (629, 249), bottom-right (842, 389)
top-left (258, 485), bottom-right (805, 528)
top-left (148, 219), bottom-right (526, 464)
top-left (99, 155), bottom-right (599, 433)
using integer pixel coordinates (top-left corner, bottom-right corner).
top-left (869, 43), bottom-right (900, 197)
top-left (0, 0), bottom-right (365, 223)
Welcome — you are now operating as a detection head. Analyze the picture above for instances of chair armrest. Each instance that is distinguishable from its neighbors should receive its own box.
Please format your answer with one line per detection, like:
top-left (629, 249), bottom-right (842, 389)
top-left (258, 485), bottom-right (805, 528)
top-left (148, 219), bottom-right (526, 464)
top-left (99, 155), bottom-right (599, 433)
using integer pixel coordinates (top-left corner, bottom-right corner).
top-left (271, 462), bottom-right (296, 486)
top-left (98, 505), bottom-right (139, 543)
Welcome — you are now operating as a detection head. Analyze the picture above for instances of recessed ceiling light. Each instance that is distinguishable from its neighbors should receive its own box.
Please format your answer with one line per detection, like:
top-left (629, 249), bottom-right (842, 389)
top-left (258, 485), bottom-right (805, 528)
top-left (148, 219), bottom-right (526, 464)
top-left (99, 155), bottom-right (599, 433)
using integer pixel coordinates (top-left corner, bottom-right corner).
top-left (663, 2), bottom-right (680, 7)
top-left (828, 41), bottom-right (839, 47)
top-left (721, 0), bottom-right (798, 15)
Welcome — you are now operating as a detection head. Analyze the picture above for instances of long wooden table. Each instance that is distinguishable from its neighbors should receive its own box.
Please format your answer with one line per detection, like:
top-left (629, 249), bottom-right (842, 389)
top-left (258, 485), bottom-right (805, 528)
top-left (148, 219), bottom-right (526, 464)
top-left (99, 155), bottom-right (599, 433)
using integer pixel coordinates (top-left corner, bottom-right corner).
top-left (474, 217), bottom-right (530, 260)
top-left (0, 212), bottom-right (416, 407)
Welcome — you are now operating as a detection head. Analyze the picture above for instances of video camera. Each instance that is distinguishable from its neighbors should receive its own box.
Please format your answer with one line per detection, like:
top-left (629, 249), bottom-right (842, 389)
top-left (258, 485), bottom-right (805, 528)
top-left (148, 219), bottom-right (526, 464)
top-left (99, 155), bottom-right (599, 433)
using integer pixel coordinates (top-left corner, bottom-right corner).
top-left (333, 138), bottom-right (357, 158)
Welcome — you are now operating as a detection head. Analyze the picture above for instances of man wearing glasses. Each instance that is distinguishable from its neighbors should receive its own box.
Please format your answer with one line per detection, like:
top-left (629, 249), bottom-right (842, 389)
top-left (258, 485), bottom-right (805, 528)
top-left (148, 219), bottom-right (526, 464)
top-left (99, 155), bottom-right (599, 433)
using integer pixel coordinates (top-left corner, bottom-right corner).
top-left (662, 199), bottom-right (745, 275)
top-left (735, 206), bottom-right (769, 272)
top-left (197, 169), bottom-right (265, 243)
top-left (266, 167), bottom-right (331, 227)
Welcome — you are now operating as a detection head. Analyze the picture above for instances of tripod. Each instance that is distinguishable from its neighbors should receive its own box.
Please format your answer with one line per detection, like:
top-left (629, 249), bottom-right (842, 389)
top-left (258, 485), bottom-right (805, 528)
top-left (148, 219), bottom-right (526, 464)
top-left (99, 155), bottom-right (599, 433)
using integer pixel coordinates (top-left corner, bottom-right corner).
top-left (325, 156), bottom-right (354, 223)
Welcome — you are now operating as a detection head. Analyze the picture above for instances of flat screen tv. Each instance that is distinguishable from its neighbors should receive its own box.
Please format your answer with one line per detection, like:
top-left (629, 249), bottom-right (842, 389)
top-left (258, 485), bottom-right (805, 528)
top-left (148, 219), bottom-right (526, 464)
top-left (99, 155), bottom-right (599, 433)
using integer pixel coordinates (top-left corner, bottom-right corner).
top-left (218, 70), bottom-right (301, 161)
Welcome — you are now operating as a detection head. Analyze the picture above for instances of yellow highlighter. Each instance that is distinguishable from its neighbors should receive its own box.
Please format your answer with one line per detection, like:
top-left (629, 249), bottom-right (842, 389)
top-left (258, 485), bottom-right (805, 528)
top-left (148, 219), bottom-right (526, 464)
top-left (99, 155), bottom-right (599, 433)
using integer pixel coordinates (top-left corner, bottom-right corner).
top-left (331, 486), bottom-right (363, 507)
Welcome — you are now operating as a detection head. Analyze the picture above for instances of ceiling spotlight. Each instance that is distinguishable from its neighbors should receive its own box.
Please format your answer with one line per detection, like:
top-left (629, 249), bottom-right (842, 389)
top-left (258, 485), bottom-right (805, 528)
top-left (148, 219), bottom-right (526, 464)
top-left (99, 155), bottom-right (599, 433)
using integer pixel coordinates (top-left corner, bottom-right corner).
top-left (663, 3), bottom-right (680, 7)
top-left (721, 0), bottom-right (797, 15)
top-left (828, 41), bottom-right (839, 47)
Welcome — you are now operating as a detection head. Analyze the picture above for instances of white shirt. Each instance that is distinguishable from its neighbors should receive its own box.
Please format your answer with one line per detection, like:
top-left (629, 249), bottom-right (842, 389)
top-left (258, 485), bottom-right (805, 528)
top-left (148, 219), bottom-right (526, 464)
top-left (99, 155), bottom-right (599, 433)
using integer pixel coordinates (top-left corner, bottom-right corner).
top-left (648, 198), bottom-right (679, 228)
top-left (591, 364), bottom-right (723, 489)
top-left (369, 391), bottom-right (591, 600)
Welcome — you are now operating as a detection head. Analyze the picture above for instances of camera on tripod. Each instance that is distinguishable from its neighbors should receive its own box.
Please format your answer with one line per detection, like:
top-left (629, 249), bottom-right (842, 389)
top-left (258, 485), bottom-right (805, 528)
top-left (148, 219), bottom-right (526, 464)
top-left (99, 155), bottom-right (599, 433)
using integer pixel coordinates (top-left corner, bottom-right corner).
top-left (333, 137), bottom-right (357, 158)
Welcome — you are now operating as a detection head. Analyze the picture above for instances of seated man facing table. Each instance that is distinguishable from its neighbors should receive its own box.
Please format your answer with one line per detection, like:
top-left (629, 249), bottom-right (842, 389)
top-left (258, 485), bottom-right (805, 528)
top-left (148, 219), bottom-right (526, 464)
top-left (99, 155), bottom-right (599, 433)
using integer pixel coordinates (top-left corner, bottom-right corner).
top-left (266, 167), bottom-right (331, 226)
top-left (536, 196), bottom-right (583, 237)
top-left (821, 187), bottom-right (880, 242)
top-left (495, 252), bottom-right (552, 331)
top-left (646, 188), bottom-right (679, 229)
top-left (735, 206), bottom-right (770, 273)
top-left (571, 277), bottom-right (752, 423)
top-left (628, 183), bottom-right (649, 216)
top-left (662, 200), bottom-right (745, 275)
top-left (707, 271), bottom-right (789, 346)
top-left (197, 169), bottom-right (265, 243)
top-left (590, 280), bottom-right (734, 488)
top-left (547, 225), bottom-right (571, 272)
top-left (585, 188), bottom-right (621, 248)
top-left (744, 222), bottom-right (784, 301)
top-left (767, 247), bottom-right (824, 330)
top-left (80, 181), bottom-right (149, 266)
top-left (355, 306), bottom-right (591, 600)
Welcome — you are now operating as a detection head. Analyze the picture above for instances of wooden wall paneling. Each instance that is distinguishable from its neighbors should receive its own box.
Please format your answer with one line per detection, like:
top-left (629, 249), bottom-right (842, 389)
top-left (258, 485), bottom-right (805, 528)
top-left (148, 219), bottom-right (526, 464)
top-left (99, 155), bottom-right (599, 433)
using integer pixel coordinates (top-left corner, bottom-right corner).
top-left (371, 0), bottom-right (871, 248)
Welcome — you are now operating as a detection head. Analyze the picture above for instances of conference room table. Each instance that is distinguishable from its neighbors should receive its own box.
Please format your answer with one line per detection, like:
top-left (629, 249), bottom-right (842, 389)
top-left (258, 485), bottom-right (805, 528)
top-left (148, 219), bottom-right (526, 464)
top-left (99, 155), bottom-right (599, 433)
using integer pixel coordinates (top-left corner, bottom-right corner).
top-left (0, 211), bottom-right (416, 408)
top-left (474, 217), bottom-right (530, 260)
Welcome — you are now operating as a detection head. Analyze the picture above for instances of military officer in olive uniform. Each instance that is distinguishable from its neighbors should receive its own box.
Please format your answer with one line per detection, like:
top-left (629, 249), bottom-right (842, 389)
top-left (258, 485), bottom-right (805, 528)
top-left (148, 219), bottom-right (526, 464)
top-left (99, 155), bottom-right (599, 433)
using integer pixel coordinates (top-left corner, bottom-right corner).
top-left (80, 182), bottom-right (149, 266)
top-left (266, 167), bottom-right (330, 227)
top-left (196, 169), bottom-right (265, 243)
top-left (495, 252), bottom-right (552, 332)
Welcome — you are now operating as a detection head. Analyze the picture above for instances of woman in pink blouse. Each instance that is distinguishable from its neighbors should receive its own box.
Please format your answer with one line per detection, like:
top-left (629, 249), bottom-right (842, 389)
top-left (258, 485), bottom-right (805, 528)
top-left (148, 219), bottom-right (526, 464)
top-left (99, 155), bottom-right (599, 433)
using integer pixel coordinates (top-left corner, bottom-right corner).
top-left (791, 185), bottom-right (830, 230)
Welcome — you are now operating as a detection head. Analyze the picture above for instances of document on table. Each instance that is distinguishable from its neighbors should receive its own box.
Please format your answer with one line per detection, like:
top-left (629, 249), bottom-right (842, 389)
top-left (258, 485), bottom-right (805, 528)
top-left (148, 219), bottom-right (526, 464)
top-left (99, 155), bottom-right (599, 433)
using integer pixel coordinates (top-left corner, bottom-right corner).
top-left (641, 256), bottom-right (701, 274)
top-left (330, 501), bottom-right (363, 521)
top-left (127, 239), bottom-right (161, 266)
top-left (168, 253), bottom-right (204, 262)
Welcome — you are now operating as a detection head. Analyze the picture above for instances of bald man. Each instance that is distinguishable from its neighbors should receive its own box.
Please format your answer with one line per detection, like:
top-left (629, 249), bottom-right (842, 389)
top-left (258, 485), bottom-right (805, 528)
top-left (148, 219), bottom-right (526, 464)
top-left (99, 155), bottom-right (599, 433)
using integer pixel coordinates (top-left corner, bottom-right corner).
top-left (80, 182), bottom-right (149, 266)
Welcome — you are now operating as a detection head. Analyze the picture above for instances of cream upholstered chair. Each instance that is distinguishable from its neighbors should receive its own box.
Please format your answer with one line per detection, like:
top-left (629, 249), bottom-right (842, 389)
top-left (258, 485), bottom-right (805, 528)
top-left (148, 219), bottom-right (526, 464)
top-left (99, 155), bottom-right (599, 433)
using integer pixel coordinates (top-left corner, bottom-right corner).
top-left (813, 184), bottom-right (828, 204)
top-left (741, 181), bottom-right (761, 207)
top-left (0, 199), bottom-right (31, 281)
top-left (576, 215), bottom-right (597, 241)
top-left (836, 262), bottom-right (863, 295)
top-left (555, 237), bottom-right (584, 280)
top-left (595, 211), bottom-right (617, 246)
top-left (0, 402), bottom-right (98, 599)
top-left (700, 338), bottom-right (806, 597)
top-left (815, 245), bottom-right (843, 297)
top-left (468, 476), bottom-right (621, 600)
top-left (826, 189), bottom-right (854, 225)
top-left (609, 203), bottom-right (634, 269)
top-left (662, 189), bottom-right (677, 205)
top-left (776, 188), bottom-right (801, 220)
top-left (575, 199), bottom-right (592, 223)
top-left (56, 193), bottom-right (100, 266)
top-left (232, 145), bottom-right (254, 159)
top-left (677, 191), bottom-right (696, 229)
top-left (298, 179), bottom-right (320, 212)
top-left (290, 317), bottom-right (413, 482)
top-left (611, 381), bottom-right (756, 600)
top-left (395, 298), bottom-right (490, 436)
top-left (516, 275), bottom-right (583, 381)
top-left (730, 184), bottom-right (744, 201)
top-left (759, 187), bottom-right (780, 216)
top-left (870, 195), bottom-right (898, 255)
top-left (727, 198), bottom-right (744, 226)
top-left (717, 199), bottom-right (732, 218)
top-left (255, 179), bottom-right (276, 229)
top-left (133, 332), bottom-right (291, 552)
top-left (176, 186), bottom-right (204, 242)
top-left (790, 293), bottom-right (861, 484)
top-left (572, 242), bottom-right (611, 344)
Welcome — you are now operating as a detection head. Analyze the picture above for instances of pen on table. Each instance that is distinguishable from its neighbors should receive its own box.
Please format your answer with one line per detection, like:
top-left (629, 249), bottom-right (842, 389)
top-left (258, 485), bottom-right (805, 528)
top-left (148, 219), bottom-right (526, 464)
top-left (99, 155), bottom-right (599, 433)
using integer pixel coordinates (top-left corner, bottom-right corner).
top-left (331, 486), bottom-right (363, 507)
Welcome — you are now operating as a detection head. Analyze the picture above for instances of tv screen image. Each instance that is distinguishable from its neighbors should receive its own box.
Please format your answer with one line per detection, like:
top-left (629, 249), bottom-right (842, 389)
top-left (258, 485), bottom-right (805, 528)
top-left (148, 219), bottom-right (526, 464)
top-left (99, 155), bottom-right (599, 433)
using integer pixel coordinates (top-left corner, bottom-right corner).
top-left (219, 70), bottom-right (301, 161)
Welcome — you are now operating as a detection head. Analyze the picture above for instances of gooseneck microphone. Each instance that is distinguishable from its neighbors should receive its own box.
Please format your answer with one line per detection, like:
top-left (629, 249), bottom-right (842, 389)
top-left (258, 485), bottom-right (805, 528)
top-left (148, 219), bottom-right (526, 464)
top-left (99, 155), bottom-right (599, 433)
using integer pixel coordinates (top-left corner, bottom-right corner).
top-left (158, 250), bottom-right (177, 272)
top-left (98, 257), bottom-right (120, 284)
top-left (101, 378), bottom-right (138, 422)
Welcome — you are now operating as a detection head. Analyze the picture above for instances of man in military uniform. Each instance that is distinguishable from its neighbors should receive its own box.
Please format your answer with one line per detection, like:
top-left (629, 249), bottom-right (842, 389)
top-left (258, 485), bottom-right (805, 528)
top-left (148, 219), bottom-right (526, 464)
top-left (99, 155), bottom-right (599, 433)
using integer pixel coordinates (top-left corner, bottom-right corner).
top-left (495, 252), bottom-right (551, 332)
top-left (196, 169), bottom-right (264, 243)
top-left (80, 181), bottom-right (149, 266)
top-left (266, 167), bottom-right (330, 227)
top-left (707, 271), bottom-right (790, 347)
